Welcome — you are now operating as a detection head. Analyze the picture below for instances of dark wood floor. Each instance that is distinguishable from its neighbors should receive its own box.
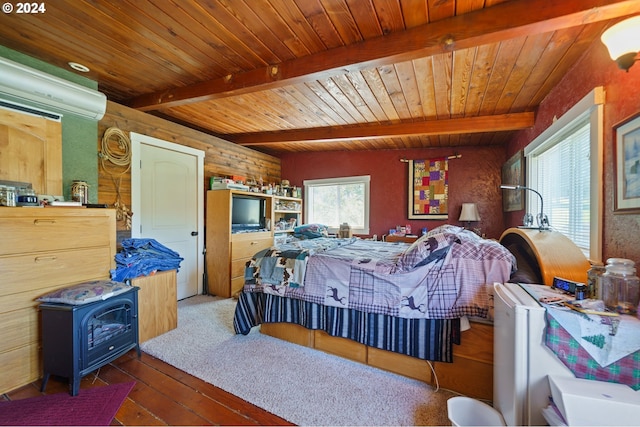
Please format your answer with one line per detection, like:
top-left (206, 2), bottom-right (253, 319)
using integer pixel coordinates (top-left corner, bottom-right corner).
top-left (3, 350), bottom-right (294, 426)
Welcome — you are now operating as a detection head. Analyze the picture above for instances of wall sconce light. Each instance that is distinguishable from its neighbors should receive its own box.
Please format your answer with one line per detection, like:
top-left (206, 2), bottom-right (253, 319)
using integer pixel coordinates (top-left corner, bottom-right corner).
top-left (458, 202), bottom-right (481, 229)
top-left (500, 185), bottom-right (549, 231)
top-left (601, 15), bottom-right (640, 72)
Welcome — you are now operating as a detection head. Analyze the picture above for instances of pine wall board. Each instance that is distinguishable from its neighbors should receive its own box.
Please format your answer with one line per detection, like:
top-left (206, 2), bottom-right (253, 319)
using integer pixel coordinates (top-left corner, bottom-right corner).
top-left (98, 100), bottom-right (281, 234)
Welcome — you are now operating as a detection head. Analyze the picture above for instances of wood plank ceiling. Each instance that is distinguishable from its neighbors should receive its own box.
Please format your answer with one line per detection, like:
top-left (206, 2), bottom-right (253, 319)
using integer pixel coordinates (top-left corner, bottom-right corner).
top-left (0, 0), bottom-right (639, 154)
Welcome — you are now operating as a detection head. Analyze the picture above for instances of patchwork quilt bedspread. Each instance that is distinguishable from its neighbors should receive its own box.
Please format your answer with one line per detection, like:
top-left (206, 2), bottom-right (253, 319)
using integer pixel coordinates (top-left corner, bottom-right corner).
top-left (244, 226), bottom-right (516, 320)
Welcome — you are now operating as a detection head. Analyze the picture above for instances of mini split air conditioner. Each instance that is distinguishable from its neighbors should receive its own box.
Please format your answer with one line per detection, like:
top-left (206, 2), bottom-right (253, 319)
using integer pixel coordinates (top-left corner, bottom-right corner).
top-left (0, 56), bottom-right (106, 120)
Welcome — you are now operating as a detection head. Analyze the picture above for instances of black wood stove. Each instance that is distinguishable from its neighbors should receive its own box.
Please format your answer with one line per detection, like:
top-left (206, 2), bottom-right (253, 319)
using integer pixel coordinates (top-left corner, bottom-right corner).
top-left (40, 286), bottom-right (140, 395)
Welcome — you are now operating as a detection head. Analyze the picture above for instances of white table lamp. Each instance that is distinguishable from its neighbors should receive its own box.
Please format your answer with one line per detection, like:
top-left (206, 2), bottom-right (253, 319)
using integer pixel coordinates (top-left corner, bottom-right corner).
top-left (459, 203), bottom-right (481, 228)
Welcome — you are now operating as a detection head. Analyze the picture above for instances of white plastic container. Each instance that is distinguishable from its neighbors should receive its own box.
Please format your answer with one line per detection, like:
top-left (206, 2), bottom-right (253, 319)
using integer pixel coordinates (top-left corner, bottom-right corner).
top-left (447, 396), bottom-right (505, 426)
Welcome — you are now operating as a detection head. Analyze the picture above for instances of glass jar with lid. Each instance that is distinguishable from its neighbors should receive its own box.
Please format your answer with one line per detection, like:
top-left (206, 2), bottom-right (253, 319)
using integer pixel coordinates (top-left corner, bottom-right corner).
top-left (602, 258), bottom-right (639, 315)
top-left (71, 180), bottom-right (89, 204)
top-left (587, 263), bottom-right (606, 300)
top-left (16, 187), bottom-right (38, 205)
top-left (0, 185), bottom-right (16, 206)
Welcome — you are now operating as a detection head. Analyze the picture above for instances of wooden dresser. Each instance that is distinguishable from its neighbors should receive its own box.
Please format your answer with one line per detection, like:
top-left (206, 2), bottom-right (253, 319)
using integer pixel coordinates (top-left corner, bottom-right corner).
top-left (0, 208), bottom-right (116, 394)
top-left (206, 190), bottom-right (273, 298)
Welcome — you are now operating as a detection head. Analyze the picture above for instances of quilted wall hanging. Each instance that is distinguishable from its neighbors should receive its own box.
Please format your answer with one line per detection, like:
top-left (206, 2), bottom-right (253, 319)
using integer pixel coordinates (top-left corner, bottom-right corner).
top-left (408, 158), bottom-right (448, 219)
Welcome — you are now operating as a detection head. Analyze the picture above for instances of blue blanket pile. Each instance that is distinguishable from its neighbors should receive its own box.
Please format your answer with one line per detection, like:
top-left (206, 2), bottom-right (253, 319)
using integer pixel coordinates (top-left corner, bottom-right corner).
top-left (111, 238), bottom-right (183, 282)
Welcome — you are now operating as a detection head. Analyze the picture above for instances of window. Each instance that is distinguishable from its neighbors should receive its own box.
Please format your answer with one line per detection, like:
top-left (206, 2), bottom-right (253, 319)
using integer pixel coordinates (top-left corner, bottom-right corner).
top-left (525, 87), bottom-right (603, 261)
top-left (304, 175), bottom-right (370, 235)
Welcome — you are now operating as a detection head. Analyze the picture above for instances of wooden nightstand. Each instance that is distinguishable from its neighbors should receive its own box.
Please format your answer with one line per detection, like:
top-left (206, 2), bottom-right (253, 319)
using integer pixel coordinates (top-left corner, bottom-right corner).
top-left (384, 234), bottom-right (419, 243)
top-left (132, 270), bottom-right (177, 342)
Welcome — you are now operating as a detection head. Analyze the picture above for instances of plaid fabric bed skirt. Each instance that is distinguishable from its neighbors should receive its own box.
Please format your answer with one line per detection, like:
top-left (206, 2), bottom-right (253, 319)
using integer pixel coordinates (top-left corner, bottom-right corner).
top-left (233, 291), bottom-right (459, 363)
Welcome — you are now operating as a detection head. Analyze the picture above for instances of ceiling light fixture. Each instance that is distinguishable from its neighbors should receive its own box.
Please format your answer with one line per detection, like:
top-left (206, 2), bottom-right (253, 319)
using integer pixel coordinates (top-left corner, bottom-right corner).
top-left (68, 62), bottom-right (90, 73)
top-left (601, 15), bottom-right (640, 72)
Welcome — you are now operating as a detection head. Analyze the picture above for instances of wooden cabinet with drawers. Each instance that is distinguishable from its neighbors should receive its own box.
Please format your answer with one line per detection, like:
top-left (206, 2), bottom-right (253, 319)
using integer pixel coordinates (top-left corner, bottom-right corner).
top-left (0, 207), bottom-right (116, 394)
top-left (206, 190), bottom-right (273, 298)
top-left (229, 232), bottom-right (273, 296)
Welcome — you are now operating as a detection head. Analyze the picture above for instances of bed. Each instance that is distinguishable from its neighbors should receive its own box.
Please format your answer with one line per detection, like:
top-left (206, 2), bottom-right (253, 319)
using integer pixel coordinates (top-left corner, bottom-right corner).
top-left (233, 225), bottom-right (516, 399)
top-left (234, 226), bottom-right (590, 400)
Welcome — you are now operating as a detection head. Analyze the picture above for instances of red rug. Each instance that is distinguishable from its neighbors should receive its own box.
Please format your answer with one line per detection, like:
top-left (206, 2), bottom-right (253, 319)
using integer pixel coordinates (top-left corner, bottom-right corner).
top-left (0, 382), bottom-right (135, 426)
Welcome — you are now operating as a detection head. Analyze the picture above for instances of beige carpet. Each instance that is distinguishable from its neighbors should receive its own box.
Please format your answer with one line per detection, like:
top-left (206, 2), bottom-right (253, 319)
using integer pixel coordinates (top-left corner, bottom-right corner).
top-left (141, 295), bottom-right (457, 426)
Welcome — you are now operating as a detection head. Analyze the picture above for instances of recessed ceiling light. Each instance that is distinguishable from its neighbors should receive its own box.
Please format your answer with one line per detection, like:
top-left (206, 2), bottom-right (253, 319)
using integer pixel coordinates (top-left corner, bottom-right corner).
top-left (68, 62), bottom-right (90, 73)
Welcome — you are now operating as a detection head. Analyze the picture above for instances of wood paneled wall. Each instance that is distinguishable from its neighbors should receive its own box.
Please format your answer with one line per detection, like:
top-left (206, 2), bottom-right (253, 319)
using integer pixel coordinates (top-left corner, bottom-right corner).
top-left (98, 101), bottom-right (281, 234)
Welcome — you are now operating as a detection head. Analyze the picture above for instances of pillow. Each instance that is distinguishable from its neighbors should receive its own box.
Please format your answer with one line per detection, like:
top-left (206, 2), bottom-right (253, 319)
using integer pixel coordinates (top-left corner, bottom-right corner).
top-left (293, 223), bottom-right (329, 239)
top-left (425, 224), bottom-right (464, 237)
top-left (395, 232), bottom-right (453, 272)
top-left (37, 280), bottom-right (131, 305)
top-left (425, 224), bottom-right (481, 244)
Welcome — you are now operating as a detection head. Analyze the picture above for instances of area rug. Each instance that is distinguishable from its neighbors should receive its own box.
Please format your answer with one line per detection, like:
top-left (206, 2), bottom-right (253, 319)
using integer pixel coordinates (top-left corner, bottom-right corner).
top-left (141, 295), bottom-right (456, 426)
top-left (0, 382), bottom-right (135, 426)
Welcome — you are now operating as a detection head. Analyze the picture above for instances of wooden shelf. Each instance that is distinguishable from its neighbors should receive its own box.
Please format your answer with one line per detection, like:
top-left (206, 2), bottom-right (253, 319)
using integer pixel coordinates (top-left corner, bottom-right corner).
top-left (273, 195), bottom-right (302, 239)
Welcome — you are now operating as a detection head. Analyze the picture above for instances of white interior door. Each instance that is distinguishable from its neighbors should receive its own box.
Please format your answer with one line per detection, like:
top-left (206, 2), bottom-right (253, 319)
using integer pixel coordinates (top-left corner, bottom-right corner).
top-left (130, 132), bottom-right (204, 300)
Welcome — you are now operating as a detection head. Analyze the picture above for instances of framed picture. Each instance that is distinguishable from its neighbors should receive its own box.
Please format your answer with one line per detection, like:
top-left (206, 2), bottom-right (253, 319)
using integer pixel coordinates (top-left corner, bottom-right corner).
top-left (408, 158), bottom-right (448, 219)
top-left (614, 113), bottom-right (640, 213)
top-left (501, 150), bottom-right (525, 212)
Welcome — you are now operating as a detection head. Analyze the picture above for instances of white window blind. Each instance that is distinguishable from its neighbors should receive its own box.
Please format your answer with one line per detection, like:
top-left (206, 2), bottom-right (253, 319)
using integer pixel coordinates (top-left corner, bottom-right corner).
top-left (304, 175), bottom-right (370, 235)
top-left (533, 121), bottom-right (591, 252)
top-left (525, 87), bottom-right (604, 261)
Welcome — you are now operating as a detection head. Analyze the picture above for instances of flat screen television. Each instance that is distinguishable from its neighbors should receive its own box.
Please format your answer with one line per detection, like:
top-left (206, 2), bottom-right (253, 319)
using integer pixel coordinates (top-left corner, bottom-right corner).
top-left (231, 195), bottom-right (266, 232)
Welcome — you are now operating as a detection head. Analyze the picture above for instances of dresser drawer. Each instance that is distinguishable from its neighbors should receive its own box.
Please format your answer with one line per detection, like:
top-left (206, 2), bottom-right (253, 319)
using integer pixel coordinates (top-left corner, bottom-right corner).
top-left (0, 212), bottom-right (113, 256)
top-left (0, 246), bottom-right (113, 298)
top-left (0, 286), bottom-right (61, 317)
top-left (0, 342), bottom-right (40, 395)
top-left (0, 307), bottom-right (39, 354)
top-left (231, 276), bottom-right (247, 297)
top-left (231, 258), bottom-right (250, 280)
top-left (231, 237), bottom-right (272, 260)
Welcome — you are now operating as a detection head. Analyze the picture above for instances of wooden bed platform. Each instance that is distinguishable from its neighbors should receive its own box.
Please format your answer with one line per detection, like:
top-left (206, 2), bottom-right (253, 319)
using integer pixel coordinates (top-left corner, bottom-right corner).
top-left (256, 228), bottom-right (590, 402)
top-left (260, 321), bottom-right (494, 401)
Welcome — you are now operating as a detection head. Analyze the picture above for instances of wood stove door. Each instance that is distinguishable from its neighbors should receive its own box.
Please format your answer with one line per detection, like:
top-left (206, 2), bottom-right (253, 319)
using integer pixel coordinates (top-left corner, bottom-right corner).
top-left (81, 295), bottom-right (136, 369)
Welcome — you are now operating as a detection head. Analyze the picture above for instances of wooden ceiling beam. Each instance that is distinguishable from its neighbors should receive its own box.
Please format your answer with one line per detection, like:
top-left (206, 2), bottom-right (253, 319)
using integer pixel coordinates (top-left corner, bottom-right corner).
top-left (230, 112), bottom-right (535, 146)
top-left (127, 0), bottom-right (640, 111)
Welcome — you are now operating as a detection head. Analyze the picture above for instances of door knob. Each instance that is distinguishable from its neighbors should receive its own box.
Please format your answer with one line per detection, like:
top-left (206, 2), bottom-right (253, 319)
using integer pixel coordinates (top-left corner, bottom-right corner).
top-left (191, 231), bottom-right (198, 236)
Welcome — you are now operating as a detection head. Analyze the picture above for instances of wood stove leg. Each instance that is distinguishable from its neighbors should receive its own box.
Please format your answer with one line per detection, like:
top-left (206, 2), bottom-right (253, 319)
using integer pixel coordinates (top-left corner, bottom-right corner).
top-left (71, 377), bottom-right (80, 396)
top-left (40, 373), bottom-right (50, 392)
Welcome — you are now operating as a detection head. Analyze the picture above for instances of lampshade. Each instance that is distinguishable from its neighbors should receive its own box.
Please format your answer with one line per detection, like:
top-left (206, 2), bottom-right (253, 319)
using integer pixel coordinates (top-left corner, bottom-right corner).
top-left (459, 203), bottom-right (480, 222)
top-left (601, 15), bottom-right (640, 71)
